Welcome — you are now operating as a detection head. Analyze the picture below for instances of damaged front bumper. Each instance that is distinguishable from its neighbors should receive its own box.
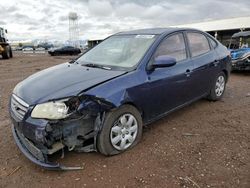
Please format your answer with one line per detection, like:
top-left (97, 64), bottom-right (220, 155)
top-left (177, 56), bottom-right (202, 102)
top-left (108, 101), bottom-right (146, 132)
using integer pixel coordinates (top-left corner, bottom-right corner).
top-left (12, 124), bottom-right (83, 170)
top-left (231, 57), bottom-right (250, 71)
top-left (9, 94), bottom-right (112, 170)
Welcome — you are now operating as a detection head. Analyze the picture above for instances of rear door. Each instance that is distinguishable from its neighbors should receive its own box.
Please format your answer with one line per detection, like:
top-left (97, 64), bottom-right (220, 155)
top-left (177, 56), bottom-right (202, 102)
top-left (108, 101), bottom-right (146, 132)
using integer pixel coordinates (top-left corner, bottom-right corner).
top-left (186, 32), bottom-right (220, 98)
top-left (60, 47), bottom-right (68, 54)
top-left (65, 46), bottom-right (72, 54)
top-left (68, 46), bottom-right (75, 54)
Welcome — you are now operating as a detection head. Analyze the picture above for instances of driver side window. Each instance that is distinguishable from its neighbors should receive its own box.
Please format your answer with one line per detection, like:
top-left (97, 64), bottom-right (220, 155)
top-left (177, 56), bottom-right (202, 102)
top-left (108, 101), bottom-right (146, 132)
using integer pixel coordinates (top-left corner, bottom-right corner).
top-left (154, 33), bottom-right (187, 62)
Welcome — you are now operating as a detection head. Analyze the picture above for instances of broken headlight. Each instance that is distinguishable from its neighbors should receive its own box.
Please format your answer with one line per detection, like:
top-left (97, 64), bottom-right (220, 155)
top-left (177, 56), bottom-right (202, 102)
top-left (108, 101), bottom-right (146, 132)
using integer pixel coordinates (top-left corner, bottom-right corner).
top-left (31, 97), bottom-right (80, 120)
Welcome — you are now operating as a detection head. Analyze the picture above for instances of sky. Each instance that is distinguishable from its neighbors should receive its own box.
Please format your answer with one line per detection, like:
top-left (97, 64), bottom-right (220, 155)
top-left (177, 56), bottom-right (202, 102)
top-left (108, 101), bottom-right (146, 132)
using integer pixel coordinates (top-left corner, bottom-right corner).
top-left (0, 0), bottom-right (250, 42)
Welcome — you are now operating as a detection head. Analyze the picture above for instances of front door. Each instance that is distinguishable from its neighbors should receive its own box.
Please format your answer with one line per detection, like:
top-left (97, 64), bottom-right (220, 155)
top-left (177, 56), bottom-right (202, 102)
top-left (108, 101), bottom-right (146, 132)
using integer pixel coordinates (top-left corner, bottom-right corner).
top-left (143, 32), bottom-right (194, 121)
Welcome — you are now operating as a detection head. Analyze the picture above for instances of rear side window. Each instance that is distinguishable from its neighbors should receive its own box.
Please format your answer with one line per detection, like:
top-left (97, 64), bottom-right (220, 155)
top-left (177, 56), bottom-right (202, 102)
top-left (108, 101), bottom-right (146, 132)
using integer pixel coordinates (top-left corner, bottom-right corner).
top-left (154, 33), bottom-right (187, 62)
top-left (208, 37), bottom-right (218, 49)
top-left (187, 32), bottom-right (210, 57)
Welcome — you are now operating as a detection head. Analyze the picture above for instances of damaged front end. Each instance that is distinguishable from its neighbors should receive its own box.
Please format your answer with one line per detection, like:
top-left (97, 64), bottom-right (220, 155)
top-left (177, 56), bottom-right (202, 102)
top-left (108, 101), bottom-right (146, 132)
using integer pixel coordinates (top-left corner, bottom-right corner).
top-left (231, 50), bottom-right (250, 71)
top-left (9, 94), bottom-right (114, 170)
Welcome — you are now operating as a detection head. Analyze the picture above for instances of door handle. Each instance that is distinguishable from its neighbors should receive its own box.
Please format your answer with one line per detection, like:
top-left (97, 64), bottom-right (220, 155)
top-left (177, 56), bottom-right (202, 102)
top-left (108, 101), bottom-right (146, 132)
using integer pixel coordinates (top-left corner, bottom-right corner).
top-left (213, 60), bottom-right (220, 67)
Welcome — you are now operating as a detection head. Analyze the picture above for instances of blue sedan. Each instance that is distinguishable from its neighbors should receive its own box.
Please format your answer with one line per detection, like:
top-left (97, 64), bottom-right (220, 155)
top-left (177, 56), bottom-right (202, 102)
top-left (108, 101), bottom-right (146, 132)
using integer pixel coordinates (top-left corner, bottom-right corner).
top-left (9, 28), bottom-right (231, 169)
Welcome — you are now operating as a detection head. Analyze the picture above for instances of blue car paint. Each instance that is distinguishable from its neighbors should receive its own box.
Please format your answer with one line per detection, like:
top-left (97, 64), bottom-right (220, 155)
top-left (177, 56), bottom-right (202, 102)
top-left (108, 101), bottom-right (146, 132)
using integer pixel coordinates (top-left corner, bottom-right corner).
top-left (85, 30), bottom-right (230, 123)
top-left (231, 48), bottom-right (250, 60)
top-left (13, 63), bottom-right (126, 105)
top-left (9, 28), bottom-right (231, 169)
top-left (230, 48), bottom-right (250, 70)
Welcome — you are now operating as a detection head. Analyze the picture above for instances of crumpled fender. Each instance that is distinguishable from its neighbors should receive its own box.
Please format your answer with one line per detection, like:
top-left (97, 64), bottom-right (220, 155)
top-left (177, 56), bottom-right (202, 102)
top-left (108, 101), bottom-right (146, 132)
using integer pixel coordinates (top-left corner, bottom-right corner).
top-left (82, 70), bottom-right (146, 112)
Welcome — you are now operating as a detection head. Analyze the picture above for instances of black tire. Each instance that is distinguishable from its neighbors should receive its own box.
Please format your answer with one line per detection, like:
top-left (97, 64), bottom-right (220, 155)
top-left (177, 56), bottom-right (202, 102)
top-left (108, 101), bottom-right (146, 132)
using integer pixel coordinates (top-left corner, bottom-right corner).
top-left (9, 47), bottom-right (13, 58)
top-left (50, 52), bottom-right (57, 56)
top-left (207, 72), bottom-right (226, 101)
top-left (2, 46), bottom-right (10, 59)
top-left (97, 105), bottom-right (143, 156)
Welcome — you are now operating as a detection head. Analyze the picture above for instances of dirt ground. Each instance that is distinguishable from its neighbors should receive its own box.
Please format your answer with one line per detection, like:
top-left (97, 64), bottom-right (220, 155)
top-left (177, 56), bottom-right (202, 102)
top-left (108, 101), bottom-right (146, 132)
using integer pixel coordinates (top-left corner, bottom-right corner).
top-left (0, 52), bottom-right (249, 188)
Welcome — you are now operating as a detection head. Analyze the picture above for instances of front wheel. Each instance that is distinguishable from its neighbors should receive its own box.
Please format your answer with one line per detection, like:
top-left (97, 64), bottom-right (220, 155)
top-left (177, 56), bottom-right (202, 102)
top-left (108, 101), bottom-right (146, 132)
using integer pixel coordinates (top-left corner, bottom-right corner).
top-left (97, 105), bottom-right (143, 156)
top-left (207, 72), bottom-right (226, 101)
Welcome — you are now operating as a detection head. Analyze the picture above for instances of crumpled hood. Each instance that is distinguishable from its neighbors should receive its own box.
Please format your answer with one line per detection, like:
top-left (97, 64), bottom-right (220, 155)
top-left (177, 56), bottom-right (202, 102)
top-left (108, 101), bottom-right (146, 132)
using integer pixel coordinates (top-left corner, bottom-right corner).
top-left (13, 63), bottom-right (126, 105)
top-left (231, 48), bottom-right (250, 60)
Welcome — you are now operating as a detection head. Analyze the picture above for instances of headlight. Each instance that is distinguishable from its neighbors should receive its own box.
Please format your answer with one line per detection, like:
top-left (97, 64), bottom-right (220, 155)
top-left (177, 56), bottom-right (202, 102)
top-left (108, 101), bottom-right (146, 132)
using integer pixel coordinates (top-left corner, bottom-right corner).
top-left (31, 101), bottom-right (69, 120)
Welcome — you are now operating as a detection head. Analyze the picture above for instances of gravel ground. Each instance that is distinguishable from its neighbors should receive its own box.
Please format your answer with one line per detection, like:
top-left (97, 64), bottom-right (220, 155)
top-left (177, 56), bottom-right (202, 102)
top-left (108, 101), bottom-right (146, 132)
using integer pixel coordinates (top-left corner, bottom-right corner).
top-left (0, 52), bottom-right (249, 188)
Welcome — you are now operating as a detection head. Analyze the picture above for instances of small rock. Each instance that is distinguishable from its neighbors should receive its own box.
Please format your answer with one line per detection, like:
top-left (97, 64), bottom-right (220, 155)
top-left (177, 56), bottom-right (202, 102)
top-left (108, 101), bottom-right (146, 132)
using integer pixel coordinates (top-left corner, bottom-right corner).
top-left (75, 178), bottom-right (80, 181)
top-left (103, 165), bottom-right (107, 168)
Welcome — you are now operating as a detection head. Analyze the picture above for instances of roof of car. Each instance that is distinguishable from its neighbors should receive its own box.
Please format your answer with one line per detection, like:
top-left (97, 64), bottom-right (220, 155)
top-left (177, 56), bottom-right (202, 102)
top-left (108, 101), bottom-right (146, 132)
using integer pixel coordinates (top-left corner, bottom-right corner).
top-left (115, 27), bottom-right (193, 35)
top-left (232, 31), bottom-right (250, 38)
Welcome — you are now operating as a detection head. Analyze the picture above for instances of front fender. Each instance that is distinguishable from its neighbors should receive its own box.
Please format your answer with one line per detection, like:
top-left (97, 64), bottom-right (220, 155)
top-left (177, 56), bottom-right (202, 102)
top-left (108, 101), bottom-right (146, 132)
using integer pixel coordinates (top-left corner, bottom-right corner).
top-left (83, 70), bottom-right (147, 109)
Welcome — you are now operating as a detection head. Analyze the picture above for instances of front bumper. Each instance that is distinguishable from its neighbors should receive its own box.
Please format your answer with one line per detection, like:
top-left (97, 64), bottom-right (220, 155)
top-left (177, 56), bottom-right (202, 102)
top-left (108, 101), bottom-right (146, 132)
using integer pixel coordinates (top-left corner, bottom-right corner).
top-left (231, 58), bottom-right (250, 71)
top-left (232, 63), bottom-right (250, 71)
top-left (12, 124), bottom-right (63, 170)
top-left (9, 94), bottom-right (106, 170)
top-left (12, 124), bottom-right (84, 170)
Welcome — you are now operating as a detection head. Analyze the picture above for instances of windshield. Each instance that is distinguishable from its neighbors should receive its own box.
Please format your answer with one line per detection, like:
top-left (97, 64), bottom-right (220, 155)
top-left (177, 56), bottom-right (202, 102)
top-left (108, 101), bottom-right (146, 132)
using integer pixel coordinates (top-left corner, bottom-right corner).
top-left (229, 37), bottom-right (250, 49)
top-left (77, 35), bottom-right (156, 70)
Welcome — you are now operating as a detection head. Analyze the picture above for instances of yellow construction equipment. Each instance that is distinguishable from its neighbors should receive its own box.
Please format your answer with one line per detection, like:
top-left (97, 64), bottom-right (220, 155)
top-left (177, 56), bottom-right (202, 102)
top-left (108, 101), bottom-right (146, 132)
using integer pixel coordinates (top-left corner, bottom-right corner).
top-left (0, 27), bottom-right (13, 59)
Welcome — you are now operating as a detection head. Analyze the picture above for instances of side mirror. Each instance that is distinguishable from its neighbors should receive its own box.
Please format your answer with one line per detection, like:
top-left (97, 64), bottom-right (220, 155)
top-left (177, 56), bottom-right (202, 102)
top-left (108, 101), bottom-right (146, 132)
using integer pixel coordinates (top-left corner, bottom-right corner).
top-left (153, 55), bottom-right (177, 69)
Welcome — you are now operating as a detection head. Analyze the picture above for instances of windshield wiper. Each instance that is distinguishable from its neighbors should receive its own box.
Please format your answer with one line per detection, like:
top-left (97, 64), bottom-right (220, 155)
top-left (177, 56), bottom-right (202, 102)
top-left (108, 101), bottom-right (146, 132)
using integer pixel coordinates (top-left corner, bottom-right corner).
top-left (83, 63), bottom-right (112, 70)
top-left (69, 59), bottom-right (76, 64)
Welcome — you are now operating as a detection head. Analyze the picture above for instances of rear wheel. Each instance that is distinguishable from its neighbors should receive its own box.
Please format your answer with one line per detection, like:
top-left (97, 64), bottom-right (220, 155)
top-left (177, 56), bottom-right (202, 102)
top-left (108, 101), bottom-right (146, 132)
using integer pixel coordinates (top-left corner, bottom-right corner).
top-left (9, 47), bottom-right (13, 58)
top-left (97, 105), bottom-right (143, 156)
top-left (207, 72), bottom-right (226, 101)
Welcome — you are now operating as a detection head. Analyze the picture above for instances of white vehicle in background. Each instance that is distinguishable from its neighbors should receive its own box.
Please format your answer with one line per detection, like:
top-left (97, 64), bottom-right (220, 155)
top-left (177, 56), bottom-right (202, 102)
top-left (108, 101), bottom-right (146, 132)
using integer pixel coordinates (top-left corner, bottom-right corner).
top-left (35, 47), bottom-right (46, 53)
top-left (22, 47), bottom-right (34, 53)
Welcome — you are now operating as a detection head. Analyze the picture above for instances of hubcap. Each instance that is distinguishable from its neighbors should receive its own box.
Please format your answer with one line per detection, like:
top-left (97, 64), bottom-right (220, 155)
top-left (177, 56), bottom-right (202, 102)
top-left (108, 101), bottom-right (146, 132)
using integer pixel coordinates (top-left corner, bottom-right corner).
top-left (215, 75), bottom-right (225, 97)
top-left (110, 113), bottom-right (138, 151)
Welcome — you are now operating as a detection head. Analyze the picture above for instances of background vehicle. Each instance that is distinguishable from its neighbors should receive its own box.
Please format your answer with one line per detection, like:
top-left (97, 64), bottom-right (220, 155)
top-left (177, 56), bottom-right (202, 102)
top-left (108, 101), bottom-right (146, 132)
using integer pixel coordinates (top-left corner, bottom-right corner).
top-left (229, 31), bottom-right (250, 71)
top-left (14, 46), bottom-right (23, 51)
top-left (35, 47), bottom-right (46, 53)
top-left (9, 28), bottom-right (231, 169)
top-left (0, 27), bottom-right (13, 59)
top-left (37, 43), bottom-right (54, 50)
top-left (48, 46), bottom-right (81, 56)
top-left (22, 47), bottom-right (34, 53)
